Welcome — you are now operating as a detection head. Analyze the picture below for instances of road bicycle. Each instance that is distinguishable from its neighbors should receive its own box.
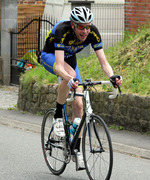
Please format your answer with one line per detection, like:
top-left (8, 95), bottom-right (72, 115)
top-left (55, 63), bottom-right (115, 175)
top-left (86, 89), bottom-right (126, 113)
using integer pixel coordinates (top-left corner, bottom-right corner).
top-left (41, 78), bottom-right (119, 180)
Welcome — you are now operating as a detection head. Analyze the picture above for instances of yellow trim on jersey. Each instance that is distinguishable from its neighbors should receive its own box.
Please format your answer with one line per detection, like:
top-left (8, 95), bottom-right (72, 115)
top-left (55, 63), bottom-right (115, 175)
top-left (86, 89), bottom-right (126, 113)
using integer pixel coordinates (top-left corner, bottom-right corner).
top-left (60, 30), bottom-right (71, 44)
top-left (53, 62), bottom-right (57, 74)
top-left (41, 59), bottom-right (53, 70)
top-left (89, 31), bottom-right (100, 42)
top-left (45, 29), bottom-right (52, 41)
top-left (41, 60), bottom-right (58, 75)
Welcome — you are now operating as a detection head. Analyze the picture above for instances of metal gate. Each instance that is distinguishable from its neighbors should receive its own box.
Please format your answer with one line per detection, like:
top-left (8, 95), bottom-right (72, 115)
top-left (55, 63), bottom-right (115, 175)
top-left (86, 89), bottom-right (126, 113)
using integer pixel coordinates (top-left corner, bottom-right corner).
top-left (10, 15), bottom-right (56, 85)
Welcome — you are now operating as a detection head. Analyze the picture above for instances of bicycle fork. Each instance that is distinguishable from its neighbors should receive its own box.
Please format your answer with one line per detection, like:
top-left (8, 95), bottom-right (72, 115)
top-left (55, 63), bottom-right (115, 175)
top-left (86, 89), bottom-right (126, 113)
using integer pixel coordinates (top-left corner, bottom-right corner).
top-left (85, 90), bottom-right (104, 154)
top-left (87, 118), bottom-right (105, 154)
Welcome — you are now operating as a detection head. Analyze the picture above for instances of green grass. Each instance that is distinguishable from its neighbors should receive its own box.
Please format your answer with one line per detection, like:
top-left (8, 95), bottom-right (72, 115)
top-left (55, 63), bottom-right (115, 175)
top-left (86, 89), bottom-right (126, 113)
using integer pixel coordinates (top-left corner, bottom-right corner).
top-left (21, 25), bottom-right (150, 96)
top-left (109, 124), bottom-right (125, 131)
top-left (104, 25), bottom-right (150, 96)
top-left (21, 64), bottom-right (57, 87)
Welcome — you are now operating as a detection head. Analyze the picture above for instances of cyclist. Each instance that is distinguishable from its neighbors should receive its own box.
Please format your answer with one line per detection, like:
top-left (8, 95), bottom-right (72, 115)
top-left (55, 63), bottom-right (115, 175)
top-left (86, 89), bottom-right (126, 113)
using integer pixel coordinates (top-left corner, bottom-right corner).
top-left (41, 6), bottom-right (122, 168)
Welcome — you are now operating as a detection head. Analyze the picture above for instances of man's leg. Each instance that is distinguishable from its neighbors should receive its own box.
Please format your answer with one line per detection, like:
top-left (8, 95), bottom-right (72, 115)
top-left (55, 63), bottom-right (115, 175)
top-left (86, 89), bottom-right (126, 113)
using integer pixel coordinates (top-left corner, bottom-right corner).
top-left (72, 87), bottom-right (83, 119)
top-left (54, 80), bottom-right (69, 119)
top-left (42, 52), bottom-right (76, 136)
top-left (71, 87), bottom-right (83, 153)
top-left (71, 88), bottom-right (85, 169)
top-left (57, 80), bottom-right (70, 104)
top-left (69, 64), bottom-right (83, 152)
top-left (54, 61), bottom-right (76, 119)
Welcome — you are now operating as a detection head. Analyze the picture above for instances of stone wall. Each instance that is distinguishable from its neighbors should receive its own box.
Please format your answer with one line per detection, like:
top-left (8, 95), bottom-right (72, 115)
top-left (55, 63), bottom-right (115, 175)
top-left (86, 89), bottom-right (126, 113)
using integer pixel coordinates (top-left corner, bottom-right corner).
top-left (17, 81), bottom-right (150, 132)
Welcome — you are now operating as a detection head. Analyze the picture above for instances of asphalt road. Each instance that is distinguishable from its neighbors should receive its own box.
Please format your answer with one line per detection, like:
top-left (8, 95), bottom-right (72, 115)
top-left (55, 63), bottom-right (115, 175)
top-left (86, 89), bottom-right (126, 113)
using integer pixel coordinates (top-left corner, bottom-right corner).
top-left (0, 124), bottom-right (150, 180)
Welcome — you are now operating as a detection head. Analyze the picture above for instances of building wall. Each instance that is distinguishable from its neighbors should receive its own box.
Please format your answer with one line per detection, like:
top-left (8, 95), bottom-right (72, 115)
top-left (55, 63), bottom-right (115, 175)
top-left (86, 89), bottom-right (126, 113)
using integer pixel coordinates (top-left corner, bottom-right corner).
top-left (0, 0), bottom-right (1, 56)
top-left (0, 0), bottom-right (1, 84)
top-left (1, 0), bottom-right (18, 85)
top-left (125, 0), bottom-right (150, 31)
top-left (17, 0), bottom-right (45, 4)
top-left (44, 0), bottom-right (71, 21)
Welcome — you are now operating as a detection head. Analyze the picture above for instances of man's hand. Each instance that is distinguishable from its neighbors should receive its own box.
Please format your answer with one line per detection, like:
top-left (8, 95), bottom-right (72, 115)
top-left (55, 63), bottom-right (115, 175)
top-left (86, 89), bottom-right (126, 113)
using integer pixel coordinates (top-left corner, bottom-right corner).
top-left (67, 78), bottom-right (79, 91)
top-left (110, 75), bottom-right (122, 88)
top-left (115, 77), bottom-right (122, 87)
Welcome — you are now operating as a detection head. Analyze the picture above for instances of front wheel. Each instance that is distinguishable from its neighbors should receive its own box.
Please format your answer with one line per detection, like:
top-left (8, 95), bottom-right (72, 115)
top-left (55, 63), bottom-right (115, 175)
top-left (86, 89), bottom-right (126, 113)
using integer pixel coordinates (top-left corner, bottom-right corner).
top-left (82, 114), bottom-right (113, 180)
top-left (41, 108), bottom-right (67, 175)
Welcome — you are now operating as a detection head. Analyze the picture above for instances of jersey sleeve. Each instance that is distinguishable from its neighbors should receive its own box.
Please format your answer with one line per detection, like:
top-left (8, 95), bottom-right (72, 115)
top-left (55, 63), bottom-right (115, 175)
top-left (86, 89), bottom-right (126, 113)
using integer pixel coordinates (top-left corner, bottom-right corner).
top-left (54, 25), bottom-right (65, 51)
top-left (90, 25), bottom-right (103, 51)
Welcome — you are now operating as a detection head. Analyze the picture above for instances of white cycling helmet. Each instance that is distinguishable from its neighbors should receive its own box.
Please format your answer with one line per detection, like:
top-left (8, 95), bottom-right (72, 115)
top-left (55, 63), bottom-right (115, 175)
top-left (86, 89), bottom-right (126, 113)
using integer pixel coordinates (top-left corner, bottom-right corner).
top-left (70, 6), bottom-right (93, 23)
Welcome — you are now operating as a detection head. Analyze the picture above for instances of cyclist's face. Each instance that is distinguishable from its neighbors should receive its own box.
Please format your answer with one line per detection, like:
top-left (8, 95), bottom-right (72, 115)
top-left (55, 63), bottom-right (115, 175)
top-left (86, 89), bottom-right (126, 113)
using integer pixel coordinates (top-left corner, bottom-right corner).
top-left (72, 23), bottom-right (91, 42)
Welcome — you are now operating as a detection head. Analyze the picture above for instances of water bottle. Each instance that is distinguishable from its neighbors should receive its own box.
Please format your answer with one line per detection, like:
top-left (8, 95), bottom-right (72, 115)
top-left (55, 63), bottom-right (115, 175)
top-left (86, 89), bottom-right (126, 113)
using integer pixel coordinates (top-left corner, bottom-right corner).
top-left (70, 118), bottom-right (81, 135)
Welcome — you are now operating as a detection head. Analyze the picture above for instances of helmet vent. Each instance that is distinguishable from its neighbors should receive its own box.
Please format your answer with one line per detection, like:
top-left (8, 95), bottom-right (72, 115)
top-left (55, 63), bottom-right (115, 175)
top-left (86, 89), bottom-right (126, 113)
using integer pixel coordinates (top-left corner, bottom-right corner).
top-left (88, 15), bottom-right (91, 21)
top-left (83, 8), bottom-right (87, 19)
top-left (79, 16), bottom-right (84, 22)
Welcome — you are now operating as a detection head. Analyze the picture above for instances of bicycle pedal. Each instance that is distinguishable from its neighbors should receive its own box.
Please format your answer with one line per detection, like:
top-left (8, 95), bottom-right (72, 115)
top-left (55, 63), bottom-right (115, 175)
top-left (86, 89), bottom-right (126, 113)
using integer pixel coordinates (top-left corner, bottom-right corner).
top-left (76, 165), bottom-right (86, 171)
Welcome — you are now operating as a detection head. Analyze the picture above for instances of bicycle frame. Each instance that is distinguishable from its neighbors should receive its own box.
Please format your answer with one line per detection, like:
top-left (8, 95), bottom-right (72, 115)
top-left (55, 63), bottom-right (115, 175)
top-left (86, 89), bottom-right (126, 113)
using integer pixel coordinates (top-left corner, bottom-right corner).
top-left (64, 80), bottom-right (118, 155)
top-left (69, 90), bottom-right (92, 152)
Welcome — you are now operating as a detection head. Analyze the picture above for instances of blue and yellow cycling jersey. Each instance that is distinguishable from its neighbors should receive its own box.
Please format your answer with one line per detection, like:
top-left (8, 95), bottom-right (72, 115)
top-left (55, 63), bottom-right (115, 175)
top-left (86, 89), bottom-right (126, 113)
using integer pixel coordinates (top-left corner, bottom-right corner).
top-left (43, 20), bottom-right (103, 59)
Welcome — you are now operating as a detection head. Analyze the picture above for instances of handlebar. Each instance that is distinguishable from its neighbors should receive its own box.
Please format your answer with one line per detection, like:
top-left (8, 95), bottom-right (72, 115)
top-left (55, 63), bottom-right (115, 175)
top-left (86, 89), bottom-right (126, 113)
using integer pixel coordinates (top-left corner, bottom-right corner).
top-left (109, 88), bottom-right (118, 99)
top-left (67, 80), bottom-right (120, 102)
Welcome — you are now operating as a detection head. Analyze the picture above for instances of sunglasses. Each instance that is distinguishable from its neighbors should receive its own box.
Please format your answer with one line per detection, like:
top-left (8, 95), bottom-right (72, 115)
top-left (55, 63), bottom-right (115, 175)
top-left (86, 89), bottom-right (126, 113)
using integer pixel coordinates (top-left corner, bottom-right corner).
top-left (74, 23), bottom-right (91, 30)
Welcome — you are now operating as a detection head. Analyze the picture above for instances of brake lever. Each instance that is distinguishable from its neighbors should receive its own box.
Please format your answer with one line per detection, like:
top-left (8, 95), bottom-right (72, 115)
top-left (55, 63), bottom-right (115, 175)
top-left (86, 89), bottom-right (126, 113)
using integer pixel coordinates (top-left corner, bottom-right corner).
top-left (66, 89), bottom-right (76, 102)
top-left (117, 85), bottom-right (122, 95)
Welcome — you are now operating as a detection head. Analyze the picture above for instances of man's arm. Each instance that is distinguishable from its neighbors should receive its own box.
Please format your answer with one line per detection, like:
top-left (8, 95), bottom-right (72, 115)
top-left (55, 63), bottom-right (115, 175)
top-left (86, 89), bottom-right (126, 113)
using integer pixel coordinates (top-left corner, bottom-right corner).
top-left (55, 50), bottom-right (78, 90)
top-left (55, 50), bottom-right (72, 82)
top-left (95, 49), bottom-right (114, 78)
top-left (95, 49), bottom-right (122, 86)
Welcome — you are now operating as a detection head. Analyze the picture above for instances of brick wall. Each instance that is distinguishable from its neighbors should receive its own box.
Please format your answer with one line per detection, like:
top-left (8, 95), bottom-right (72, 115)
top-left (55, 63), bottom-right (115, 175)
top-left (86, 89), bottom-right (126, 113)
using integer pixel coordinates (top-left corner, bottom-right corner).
top-left (125, 0), bottom-right (150, 31)
top-left (17, 0), bottom-right (45, 4)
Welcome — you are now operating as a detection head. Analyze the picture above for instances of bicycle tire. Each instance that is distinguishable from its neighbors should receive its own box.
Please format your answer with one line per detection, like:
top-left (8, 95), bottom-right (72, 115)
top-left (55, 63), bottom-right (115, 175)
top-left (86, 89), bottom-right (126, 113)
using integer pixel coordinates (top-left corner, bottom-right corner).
top-left (82, 114), bottom-right (113, 180)
top-left (41, 108), bottom-right (67, 175)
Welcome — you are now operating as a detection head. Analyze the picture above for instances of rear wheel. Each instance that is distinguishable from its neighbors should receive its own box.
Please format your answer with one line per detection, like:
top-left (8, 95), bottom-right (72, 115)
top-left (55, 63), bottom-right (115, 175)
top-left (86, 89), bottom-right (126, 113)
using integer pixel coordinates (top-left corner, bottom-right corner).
top-left (82, 114), bottom-right (113, 180)
top-left (41, 108), bottom-right (67, 175)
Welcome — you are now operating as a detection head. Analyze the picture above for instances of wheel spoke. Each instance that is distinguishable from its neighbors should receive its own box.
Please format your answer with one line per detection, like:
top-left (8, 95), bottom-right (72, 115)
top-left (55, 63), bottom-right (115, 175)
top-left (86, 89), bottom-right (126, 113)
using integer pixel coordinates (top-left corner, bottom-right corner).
top-left (82, 115), bottom-right (113, 180)
top-left (41, 109), bottom-right (67, 175)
